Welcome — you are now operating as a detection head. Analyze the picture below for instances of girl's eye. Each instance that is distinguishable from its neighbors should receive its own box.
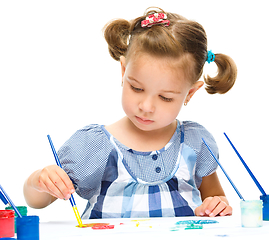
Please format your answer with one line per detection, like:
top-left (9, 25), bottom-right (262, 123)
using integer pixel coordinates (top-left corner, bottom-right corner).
top-left (160, 95), bottom-right (173, 102)
top-left (131, 85), bottom-right (143, 92)
top-left (130, 84), bottom-right (173, 102)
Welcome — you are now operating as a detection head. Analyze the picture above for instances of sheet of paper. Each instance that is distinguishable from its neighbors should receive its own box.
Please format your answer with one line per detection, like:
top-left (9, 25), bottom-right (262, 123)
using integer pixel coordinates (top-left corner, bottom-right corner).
top-left (39, 216), bottom-right (269, 240)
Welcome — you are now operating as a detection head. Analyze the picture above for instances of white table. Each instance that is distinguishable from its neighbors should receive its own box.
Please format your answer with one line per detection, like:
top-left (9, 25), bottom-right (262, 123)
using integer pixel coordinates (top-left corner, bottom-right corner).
top-left (38, 215), bottom-right (269, 240)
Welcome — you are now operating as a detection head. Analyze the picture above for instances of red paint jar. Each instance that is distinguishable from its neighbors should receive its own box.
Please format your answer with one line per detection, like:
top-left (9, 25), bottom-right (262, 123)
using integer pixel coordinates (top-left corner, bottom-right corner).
top-left (0, 210), bottom-right (15, 238)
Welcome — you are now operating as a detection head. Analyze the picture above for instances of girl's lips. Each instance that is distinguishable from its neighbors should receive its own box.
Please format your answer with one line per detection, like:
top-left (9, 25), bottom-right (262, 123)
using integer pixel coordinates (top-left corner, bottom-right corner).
top-left (135, 116), bottom-right (154, 125)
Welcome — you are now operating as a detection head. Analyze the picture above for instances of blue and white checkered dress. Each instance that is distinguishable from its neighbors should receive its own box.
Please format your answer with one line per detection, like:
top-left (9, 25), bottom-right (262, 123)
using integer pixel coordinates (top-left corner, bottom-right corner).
top-left (58, 120), bottom-right (218, 219)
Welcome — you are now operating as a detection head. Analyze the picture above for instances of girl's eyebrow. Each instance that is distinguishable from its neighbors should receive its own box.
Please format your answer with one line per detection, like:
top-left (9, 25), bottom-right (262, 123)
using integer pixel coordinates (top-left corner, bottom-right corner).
top-left (163, 90), bottom-right (182, 94)
top-left (127, 76), bottom-right (140, 83)
top-left (163, 90), bottom-right (181, 94)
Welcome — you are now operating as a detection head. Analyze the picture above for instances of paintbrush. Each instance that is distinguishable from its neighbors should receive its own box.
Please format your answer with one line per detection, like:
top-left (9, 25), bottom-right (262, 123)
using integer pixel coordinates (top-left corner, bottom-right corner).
top-left (0, 184), bottom-right (22, 217)
top-left (47, 135), bottom-right (85, 227)
top-left (224, 132), bottom-right (267, 196)
top-left (202, 138), bottom-right (245, 201)
top-left (0, 190), bottom-right (10, 207)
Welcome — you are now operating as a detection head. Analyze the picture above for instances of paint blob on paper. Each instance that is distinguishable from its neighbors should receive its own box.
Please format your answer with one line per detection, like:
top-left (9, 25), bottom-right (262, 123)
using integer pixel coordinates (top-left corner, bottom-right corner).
top-left (170, 219), bottom-right (218, 231)
top-left (76, 223), bottom-right (110, 228)
top-left (170, 224), bottom-right (203, 231)
top-left (176, 220), bottom-right (218, 225)
top-left (92, 225), bottom-right (115, 230)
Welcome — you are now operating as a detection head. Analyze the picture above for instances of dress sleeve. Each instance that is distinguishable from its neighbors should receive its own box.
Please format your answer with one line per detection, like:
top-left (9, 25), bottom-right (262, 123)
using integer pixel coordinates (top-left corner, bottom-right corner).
top-left (183, 121), bottom-right (219, 188)
top-left (57, 124), bottom-right (113, 200)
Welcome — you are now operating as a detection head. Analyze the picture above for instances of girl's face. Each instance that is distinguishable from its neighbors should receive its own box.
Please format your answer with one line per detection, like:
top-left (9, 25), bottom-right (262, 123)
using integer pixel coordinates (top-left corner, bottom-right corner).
top-left (121, 54), bottom-right (203, 132)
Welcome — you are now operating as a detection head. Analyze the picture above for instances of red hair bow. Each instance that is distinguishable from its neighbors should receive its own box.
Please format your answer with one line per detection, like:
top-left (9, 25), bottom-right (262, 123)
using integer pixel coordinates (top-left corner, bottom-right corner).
top-left (141, 13), bottom-right (170, 28)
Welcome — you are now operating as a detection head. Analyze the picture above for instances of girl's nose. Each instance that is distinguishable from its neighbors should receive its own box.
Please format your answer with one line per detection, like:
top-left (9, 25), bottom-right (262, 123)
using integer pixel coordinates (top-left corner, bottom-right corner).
top-left (139, 96), bottom-right (155, 113)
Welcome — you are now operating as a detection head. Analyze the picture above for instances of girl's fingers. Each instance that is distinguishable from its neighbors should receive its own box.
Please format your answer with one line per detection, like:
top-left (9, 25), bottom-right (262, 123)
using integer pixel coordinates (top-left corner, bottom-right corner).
top-left (205, 196), bottom-right (222, 216)
top-left (55, 167), bottom-right (75, 194)
top-left (206, 196), bottom-right (233, 217)
top-left (37, 165), bottom-right (75, 200)
top-left (45, 176), bottom-right (66, 200)
top-left (208, 200), bottom-right (227, 217)
top-left (38, 177), bottom-right (62, 199)
top-left (196, 197), bottom-right (212, 216)
top-left (195, 196), bottom-right (233, 217)
top-left (219, 205), bottom-right (233, 216)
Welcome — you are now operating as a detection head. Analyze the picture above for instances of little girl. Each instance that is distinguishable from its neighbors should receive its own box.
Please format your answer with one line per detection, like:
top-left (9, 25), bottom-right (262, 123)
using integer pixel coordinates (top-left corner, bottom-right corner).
top-left (24, 7), bottom-right (237, 219)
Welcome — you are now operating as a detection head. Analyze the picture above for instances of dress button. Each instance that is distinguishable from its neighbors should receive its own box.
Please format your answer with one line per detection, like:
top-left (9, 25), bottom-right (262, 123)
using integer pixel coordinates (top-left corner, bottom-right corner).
top-left (155, 167), bottom-right (161, 173)
top-left (152, 154), bottom-right (158, 160)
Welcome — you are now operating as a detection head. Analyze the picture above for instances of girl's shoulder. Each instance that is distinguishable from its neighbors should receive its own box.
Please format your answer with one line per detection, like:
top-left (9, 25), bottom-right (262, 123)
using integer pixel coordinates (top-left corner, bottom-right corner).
top-left (181, 120), bottom-right (210, 132)
top-left (67, 124), bottom-right (108, 142)
top-left (57, 124), bottom-right (113, 159)
top-left (181, 120), bottom-right (218, 154)
top-left (76, 123), bottom-right (105, 134)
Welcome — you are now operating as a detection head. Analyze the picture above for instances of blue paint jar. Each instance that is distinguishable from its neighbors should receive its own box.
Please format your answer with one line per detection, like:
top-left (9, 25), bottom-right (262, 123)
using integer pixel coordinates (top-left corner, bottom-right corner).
top-left (6, 206), bottom-right (28, 233)
top-left (16, 216), bottom-right (39, 240)
top-left (260, 195), bottom-right (269, 221)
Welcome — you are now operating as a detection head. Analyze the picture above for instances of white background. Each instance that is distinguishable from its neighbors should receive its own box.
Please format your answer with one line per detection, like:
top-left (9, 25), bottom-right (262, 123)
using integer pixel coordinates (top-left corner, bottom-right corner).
top-left (0, 0), bottom-right (268, 221)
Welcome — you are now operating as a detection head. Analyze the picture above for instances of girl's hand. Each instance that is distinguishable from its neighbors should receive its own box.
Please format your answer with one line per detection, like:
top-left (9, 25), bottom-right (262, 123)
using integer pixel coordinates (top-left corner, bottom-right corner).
top-left (31, 165), bottom-right (75, 200)
top-left (195, 196), bottom-right (233, 217)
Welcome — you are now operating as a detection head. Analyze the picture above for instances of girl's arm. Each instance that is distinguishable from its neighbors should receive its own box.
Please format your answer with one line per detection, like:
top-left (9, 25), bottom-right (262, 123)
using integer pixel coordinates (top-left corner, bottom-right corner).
top-left (23, 165), bottom-right (75, 208)
top-left (195, 172), bottom-right (232, 217)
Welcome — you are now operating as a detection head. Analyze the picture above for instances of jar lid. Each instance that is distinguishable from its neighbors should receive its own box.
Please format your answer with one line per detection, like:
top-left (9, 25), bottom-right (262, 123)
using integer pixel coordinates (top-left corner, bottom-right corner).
top-left (5, 206), bottom-right (27, 215)
top-left (260, 195), bottom-right (269, 203)
top-left (16, 215), bottom-right (39, 225)
top-left (0, 210), bottom-right (15, 218)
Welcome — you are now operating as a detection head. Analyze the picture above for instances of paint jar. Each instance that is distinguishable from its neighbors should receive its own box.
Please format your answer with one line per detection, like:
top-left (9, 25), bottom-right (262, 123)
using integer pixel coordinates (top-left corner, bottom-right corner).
top-left (16, 215), bottom-right (39, 240)
top-left (0, 210), bottom-right (15, 238)
top-left (260, 195), bottom-right (269, 221)
top-left (6, 206), bottom-right (28, 233)
top-left (240, 200), bottom-right (263, 228)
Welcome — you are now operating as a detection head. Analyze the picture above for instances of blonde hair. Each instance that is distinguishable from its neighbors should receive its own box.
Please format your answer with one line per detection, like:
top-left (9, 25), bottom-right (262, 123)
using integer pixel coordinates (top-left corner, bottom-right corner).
top-left (103, 7), bottom-right (237, 94)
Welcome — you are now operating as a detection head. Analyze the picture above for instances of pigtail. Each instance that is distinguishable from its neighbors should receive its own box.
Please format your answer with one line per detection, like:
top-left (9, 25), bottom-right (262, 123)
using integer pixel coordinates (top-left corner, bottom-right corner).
top-left (204, 54), bottom-right (237, 94)
top-left (103, 19), bottom-right (131, 61)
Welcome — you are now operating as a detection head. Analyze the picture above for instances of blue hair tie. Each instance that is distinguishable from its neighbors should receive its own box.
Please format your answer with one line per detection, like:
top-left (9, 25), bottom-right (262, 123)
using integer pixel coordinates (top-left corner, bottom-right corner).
top-left (207, 50), bottom-right (215, 63)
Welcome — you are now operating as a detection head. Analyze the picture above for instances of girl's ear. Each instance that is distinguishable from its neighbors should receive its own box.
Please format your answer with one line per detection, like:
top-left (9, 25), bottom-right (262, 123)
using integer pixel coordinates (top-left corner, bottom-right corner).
top-left (120, 56), bottom-right (126, 78)
top-left (185, 81), bottom-right (204, 104)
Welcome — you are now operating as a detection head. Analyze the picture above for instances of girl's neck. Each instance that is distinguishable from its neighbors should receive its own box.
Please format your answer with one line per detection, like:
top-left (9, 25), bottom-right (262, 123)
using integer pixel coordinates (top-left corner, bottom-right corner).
top-left (105, 117), bottom-right (177, 152)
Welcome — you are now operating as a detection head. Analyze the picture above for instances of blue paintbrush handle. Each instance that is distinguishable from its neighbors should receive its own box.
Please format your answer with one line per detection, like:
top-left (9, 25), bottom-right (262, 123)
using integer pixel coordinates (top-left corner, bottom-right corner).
top-left (224, 132), bottom-right (266, 196)
top-left (0, 190), bottom-right (9, 205)
top-left (47, 135), bottom-right (77, 207)
top-left (202, 138), bottom-right (245, 201)
top-left (0, 184), bottom-right (22, 217)
top-left (47, 135), bottom-right (62, 168)
top-left (69, 195), bottom-right (76, 207)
